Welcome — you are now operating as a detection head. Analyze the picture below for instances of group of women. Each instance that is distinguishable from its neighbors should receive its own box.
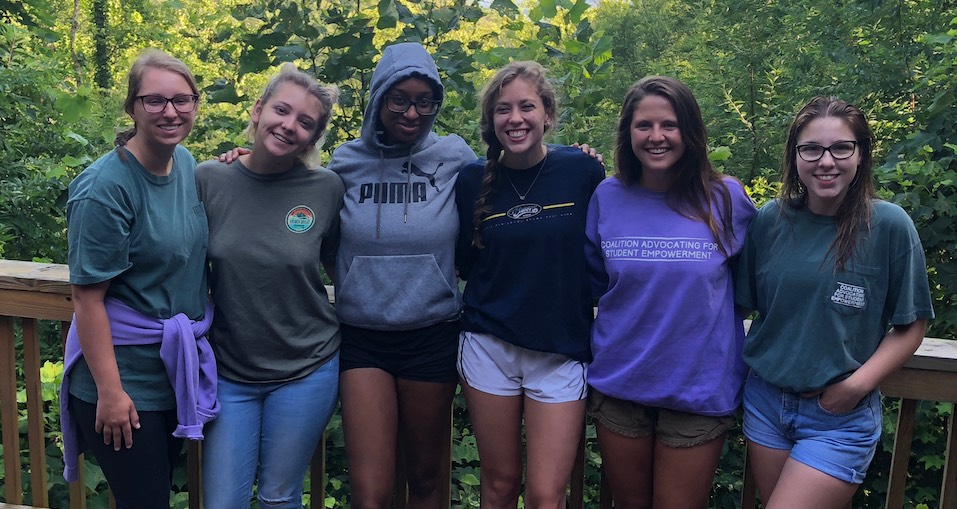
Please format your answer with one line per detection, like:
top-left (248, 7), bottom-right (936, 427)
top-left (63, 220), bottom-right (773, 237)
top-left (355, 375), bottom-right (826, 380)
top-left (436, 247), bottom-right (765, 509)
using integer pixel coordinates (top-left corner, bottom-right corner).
top-left (61, 41), bottom-right (933, 509)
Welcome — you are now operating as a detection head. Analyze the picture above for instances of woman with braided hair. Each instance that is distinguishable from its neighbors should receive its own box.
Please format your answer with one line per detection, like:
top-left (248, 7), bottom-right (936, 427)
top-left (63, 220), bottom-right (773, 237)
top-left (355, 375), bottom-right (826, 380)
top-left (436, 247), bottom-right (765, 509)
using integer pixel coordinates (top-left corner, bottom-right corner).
top-left (455, 61), bottom-right (605, 509)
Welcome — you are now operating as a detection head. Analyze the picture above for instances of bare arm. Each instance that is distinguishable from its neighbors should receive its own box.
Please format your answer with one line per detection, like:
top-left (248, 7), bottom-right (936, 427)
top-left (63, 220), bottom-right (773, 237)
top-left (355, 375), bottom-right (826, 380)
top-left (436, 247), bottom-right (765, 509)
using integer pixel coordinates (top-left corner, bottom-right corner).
top-left (820, 319), bottom-right (927, 413)
top-left (72, 281), bottom-right (140, 450)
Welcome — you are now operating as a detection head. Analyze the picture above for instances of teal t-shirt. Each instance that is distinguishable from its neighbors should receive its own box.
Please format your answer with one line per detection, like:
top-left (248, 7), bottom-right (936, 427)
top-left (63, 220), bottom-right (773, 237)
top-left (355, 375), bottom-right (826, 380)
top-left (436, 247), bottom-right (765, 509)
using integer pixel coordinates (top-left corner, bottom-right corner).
top-left (67, 145), bottom-right (208, 410)
top-left (735, 199), bottom-right (934, 392)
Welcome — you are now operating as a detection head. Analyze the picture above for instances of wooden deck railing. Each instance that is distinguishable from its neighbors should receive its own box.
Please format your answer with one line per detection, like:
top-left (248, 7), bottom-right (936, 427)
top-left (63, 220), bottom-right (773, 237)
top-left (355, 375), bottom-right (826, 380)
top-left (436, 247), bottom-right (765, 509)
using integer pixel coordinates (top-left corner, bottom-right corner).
top-left (0, 259), bottom-right (955, 508)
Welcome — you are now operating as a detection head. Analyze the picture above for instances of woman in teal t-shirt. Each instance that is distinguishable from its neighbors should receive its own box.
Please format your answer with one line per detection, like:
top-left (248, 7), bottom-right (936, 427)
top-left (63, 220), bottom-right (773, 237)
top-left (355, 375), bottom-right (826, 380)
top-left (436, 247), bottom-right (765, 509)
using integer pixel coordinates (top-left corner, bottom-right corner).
top-left (735, 96), bottom-right (935, 508)
top-left (64, 50), bottom-right (209, 509)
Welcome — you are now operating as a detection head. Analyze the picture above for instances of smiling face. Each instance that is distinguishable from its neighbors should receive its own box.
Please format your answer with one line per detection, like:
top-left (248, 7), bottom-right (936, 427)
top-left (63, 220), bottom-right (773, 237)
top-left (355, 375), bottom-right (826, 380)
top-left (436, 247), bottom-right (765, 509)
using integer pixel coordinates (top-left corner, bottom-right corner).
top-left (492, 77), bottom-right (551, 168)
top-left (378, 77), bottom-right (435, 146)
top-left (795, 116), bottom-right (860, 216)
top-left (629, 94), bottom-right (685, 191)
top-left (131, 67), bottom-right (197, 148)
top-left (250, 82), bottom-right (323, 161)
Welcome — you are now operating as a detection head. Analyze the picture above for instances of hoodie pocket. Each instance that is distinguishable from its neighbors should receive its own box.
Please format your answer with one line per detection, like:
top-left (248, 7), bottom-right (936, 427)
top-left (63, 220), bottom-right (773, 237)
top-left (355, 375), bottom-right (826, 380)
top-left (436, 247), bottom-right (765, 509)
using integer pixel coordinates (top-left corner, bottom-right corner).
top-left (337, 254), bottom-right (458, 328)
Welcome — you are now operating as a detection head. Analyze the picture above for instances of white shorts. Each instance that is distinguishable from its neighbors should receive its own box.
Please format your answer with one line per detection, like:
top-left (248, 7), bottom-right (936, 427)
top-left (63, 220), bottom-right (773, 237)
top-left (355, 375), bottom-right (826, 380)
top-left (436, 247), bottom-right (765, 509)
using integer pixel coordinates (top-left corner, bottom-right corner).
top-left (457, 331), bottom-right (588, 403)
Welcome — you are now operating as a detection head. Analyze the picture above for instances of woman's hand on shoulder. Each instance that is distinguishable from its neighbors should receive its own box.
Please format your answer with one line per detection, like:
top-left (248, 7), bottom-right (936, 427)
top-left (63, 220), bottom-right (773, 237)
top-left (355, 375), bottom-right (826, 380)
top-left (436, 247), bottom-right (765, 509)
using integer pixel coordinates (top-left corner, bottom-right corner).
top-left (218, 147), bottom-right (251, 164)
top-left (573, 143), bottom-right (604, 165)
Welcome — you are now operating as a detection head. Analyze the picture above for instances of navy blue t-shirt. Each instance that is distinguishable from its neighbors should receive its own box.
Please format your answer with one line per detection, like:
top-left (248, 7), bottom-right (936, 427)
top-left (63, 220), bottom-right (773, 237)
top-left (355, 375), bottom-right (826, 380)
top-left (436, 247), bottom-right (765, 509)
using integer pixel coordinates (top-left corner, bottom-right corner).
top-left (456, 145), bottom-right (605, 362)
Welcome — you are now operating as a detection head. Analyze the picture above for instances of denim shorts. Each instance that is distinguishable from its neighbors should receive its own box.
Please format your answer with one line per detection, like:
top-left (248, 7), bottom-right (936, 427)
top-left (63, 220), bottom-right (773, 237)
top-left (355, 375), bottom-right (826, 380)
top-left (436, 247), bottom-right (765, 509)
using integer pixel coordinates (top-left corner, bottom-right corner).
top-left (742, 371), bottom-right (881, 484)
top-left (587, 388), bottom-right (735, 448)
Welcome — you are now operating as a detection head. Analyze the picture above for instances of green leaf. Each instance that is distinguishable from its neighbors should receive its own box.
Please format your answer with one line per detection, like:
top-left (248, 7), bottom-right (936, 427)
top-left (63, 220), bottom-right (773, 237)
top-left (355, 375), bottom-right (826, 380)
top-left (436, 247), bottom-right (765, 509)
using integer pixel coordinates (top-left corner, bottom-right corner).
top-left (709, 146), bottom-right (733, 162)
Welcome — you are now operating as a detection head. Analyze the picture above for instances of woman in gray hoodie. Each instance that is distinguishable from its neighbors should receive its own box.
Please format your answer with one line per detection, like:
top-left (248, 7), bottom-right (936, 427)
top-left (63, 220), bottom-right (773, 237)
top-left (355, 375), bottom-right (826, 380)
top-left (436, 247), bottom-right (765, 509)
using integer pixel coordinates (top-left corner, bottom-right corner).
top-left (326, 42), bottom-right (477, 509)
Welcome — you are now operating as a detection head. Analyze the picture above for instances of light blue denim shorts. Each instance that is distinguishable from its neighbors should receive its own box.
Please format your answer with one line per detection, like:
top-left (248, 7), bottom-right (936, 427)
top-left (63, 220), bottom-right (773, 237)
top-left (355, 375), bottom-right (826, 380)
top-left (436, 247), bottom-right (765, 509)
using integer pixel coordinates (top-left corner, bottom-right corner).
top-left (742, 370), bottom-right (881, 484)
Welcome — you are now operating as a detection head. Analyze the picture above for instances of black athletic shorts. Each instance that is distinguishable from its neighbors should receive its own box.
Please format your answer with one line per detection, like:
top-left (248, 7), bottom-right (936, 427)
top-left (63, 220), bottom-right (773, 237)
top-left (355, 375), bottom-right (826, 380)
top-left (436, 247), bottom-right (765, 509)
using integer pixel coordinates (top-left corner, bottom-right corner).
top-left (339, 318), bottom-right (460, 382)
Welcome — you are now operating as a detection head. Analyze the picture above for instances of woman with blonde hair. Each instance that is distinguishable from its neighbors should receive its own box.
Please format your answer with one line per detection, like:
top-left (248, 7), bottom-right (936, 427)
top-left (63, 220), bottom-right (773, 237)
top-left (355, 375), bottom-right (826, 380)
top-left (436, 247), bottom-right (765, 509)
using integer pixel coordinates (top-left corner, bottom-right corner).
top-left (197, 63), bottom-right (343, 509)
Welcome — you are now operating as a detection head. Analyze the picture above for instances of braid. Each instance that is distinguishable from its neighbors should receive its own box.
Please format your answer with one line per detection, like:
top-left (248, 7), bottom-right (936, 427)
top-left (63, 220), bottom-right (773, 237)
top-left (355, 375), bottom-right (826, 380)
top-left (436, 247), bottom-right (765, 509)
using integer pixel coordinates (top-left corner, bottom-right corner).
top-left (472, 145), bottom-right (502, 249)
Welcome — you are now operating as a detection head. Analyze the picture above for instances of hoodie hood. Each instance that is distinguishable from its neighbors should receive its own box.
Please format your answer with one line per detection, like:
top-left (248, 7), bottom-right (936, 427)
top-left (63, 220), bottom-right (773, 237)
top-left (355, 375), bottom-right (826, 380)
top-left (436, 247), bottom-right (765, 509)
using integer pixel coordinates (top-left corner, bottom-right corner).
top-left (362, 42), bottom-right (444, 154)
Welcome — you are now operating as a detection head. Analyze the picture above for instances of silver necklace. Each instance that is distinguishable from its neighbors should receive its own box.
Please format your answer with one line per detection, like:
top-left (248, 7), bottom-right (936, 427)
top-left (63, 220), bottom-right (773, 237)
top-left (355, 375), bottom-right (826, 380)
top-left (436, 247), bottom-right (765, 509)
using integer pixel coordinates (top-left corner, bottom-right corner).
top-left (504, 152), bottom-right (547, 201)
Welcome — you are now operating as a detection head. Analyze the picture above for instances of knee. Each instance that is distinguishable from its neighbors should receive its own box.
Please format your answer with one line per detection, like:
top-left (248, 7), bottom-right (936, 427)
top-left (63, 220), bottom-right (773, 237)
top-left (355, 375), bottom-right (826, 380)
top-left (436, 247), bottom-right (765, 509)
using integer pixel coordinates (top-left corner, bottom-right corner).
top-left (407, 474), bottom-right (440, 500)
top-left (481, 473), bottom-right (522, 506)
top-left (523, 487), bottom-right (568, 509)
top-left (258, 492), bottom-right (298, 509)
top-left (349, 490), bottom-right (393, 509)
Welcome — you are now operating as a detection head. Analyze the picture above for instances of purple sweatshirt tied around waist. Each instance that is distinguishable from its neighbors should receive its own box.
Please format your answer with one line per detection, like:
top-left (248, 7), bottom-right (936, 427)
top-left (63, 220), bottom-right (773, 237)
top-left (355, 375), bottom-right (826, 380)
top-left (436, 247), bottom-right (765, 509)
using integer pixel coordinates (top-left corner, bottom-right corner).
top-left (60, 297), bottom-right (218, 482)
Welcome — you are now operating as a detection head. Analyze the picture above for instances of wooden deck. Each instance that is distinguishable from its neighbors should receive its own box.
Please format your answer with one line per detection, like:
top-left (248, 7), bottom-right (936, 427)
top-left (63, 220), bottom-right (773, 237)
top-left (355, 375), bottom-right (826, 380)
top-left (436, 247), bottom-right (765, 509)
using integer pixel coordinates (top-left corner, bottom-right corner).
top-left (1, 260), bottom-right (955, 508)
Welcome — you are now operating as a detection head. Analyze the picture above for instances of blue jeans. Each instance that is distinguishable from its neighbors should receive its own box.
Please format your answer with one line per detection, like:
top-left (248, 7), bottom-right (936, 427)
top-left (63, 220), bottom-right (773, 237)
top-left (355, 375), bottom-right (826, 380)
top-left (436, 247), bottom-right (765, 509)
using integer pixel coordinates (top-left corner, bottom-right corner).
top-left (202, 354), bottom-right (339, 509)
top-left (742, 370), bottom-right (881, 484)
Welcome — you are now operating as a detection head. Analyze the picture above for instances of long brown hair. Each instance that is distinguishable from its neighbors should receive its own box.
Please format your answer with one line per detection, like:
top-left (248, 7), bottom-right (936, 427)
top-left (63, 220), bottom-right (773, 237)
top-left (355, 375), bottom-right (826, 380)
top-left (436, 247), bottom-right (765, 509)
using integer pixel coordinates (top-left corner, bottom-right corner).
top-left (471, 61), bottom-right (557, 249)
top-left (116, 50), bottom-right (199, 151)
top-left (780, 96), bottom-right (877, 269)
top-left (614, 76), bottom-right (736, 256)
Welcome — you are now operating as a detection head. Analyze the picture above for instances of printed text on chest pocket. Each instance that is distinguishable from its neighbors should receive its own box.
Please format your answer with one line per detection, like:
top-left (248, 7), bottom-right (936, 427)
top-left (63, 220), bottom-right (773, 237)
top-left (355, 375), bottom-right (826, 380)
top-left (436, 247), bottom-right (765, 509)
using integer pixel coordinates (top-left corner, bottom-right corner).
top-left (829, 265), bottom-right (880, 316)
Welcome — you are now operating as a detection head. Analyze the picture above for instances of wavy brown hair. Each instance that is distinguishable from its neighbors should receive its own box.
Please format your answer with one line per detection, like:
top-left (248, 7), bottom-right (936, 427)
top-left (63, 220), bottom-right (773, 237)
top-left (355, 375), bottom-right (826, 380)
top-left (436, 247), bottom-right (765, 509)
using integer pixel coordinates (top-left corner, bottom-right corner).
top-left (614, 76), bottom-right (736, 256)
top-left (780, 96), bottom-right (877, 269)
top-left (471, 61), bottom-right (557, 249)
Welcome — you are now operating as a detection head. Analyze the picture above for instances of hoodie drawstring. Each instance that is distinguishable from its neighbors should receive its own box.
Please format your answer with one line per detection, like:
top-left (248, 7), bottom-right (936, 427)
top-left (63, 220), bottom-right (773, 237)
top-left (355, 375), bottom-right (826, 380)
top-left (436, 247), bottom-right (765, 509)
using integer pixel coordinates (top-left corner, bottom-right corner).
top-left (376, 150), bottom-right (384, 239)
top-left (404, 152), bottom-right (413, 223)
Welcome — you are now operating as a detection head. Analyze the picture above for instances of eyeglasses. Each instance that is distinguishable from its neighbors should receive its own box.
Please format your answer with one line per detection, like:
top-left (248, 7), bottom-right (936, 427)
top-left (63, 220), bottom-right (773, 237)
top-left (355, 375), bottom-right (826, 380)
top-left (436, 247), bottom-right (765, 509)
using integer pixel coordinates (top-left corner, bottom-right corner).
top-left (796, 141), bottom-right (858, 162)
top-left (137, 94), bottom-right (200, 114)
top-left (385, 95), bottom-right (441, 116)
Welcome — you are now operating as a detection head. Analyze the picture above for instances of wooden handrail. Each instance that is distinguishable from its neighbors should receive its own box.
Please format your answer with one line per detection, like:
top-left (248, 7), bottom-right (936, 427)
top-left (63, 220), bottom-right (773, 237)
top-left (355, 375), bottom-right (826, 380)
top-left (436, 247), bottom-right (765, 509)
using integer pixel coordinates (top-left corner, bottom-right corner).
top-left (1, 259), bottom-right (956, 508)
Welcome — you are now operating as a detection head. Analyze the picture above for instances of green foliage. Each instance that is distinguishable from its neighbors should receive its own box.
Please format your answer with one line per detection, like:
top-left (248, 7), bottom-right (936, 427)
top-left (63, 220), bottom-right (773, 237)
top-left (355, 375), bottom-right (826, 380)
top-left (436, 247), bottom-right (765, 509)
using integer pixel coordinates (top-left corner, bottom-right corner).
top-left (877, 20), bottom-right (957, 339)
top-left (3, 1), bottom-right (957, 507)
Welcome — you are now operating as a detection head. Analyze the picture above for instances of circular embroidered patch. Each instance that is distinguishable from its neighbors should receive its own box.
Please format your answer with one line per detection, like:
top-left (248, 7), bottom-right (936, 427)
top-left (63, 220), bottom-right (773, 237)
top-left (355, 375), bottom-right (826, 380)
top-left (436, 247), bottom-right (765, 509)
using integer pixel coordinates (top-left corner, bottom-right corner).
top-left (286, 206), bottom-right (315, 233)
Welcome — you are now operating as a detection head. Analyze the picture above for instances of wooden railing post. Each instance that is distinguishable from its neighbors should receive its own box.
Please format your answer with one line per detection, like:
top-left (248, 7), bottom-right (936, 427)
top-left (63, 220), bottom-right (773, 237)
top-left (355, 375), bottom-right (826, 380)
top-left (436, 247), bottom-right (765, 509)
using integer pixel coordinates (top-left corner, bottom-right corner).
top-left (887, 398), bottom-right (918, 507)
top-left (21, 318), bottom-right (48, 507)
top-left (0, 315), bottom-right (23, 505)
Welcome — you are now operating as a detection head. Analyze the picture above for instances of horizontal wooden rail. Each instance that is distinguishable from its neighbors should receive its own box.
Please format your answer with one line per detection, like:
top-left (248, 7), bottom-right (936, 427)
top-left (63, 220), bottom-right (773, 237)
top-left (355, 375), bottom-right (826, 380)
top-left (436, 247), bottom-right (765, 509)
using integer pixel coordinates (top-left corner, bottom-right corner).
top-left (1, 260), bottom-right (955, 508)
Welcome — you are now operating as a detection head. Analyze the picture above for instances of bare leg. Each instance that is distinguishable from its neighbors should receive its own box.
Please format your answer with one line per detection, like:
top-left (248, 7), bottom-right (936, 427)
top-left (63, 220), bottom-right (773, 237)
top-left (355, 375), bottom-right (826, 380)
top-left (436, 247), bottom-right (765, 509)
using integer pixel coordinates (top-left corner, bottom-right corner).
top-left (341, 368), bottom-right (398, 509)
top-left (524, 397), bottom-right (586, 509)
top-left (652, 433), bottom-right (726, 509)
top-left (396, 378), bottom-right (457, 509)
top-left (765, 458), bottom-right (857, 509)
top-left (746, 440), bottom-right (791, 505)
top-left (462, 381), bottom-right (524, 509)
top-left (594, 421), bottom-right (654, 509)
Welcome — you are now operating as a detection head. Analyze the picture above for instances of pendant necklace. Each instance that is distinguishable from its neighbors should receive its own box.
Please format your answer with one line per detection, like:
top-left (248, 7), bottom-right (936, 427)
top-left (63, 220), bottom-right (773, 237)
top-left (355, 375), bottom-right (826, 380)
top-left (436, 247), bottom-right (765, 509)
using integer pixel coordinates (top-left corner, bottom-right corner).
top-left (504, 152), bottom-right (548, 201)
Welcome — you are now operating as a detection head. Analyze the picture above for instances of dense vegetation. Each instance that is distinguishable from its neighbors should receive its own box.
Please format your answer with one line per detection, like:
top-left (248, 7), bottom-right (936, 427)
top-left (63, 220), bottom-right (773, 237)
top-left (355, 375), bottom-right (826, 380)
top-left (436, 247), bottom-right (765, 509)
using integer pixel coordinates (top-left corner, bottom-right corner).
top-left (2, 0), bottom-right (956, 507)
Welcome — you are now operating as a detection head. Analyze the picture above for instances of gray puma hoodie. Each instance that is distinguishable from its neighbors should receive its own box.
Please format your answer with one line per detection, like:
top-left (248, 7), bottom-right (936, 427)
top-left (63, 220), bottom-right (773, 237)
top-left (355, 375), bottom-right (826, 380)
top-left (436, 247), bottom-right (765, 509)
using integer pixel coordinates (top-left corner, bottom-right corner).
top-left (328, 42), bottom-right (477, 330)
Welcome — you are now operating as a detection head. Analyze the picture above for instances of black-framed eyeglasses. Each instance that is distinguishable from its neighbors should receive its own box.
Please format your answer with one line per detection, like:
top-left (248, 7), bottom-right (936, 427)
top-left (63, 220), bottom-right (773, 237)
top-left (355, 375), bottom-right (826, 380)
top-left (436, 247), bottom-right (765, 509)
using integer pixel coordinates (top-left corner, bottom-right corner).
top-left (137, 94), bottom-right (200, 114)
top-left (385, 95), bottom-right (441, 116)
top-left (796, 141), bottom-right (858, 162)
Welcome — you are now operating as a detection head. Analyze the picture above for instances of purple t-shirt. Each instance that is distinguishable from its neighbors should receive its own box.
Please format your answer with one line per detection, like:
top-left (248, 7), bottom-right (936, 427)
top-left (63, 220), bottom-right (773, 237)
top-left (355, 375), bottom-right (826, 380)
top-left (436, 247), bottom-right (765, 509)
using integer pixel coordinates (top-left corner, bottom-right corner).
top-left (585, 176), bottom-right (756, 416)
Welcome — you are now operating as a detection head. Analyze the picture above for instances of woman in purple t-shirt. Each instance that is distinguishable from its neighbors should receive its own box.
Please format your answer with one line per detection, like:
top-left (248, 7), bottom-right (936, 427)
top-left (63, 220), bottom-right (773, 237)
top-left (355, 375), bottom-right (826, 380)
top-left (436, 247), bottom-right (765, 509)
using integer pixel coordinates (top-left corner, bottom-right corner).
top-left (584, 76), bottom-right (756, 508)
